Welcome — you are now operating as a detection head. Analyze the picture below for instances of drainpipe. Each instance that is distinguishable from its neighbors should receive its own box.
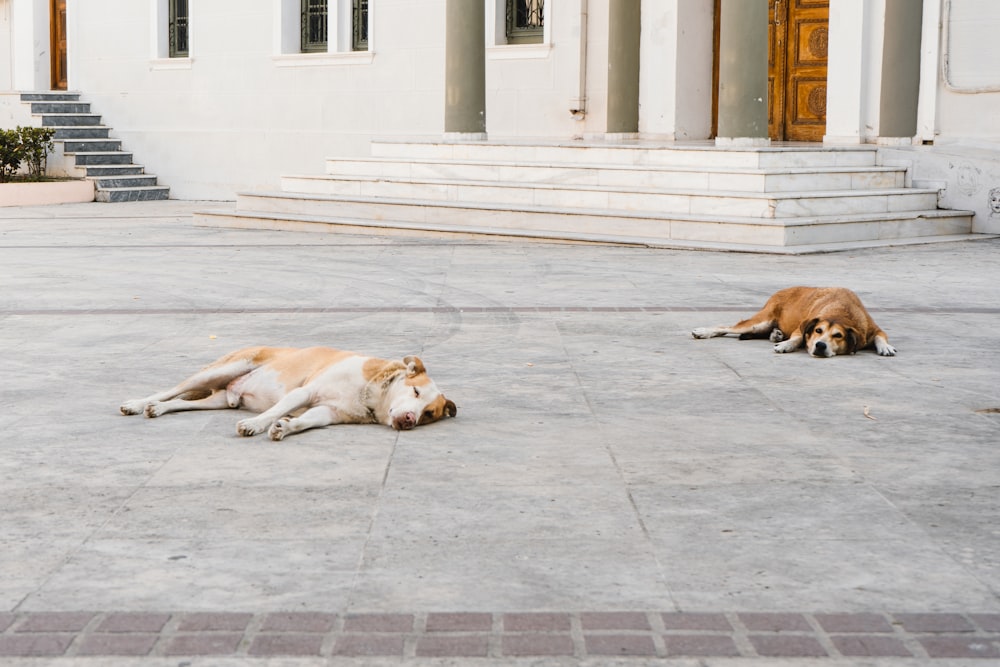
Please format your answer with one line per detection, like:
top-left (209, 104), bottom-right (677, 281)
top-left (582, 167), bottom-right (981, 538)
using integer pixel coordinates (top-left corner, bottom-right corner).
top-left (570, 0), bottom-right (588, 119)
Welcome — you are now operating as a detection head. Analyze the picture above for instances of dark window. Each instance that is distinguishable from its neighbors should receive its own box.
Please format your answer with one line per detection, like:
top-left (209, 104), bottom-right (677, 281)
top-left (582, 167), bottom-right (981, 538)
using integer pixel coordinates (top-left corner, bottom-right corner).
top-left (506, 0), bottom-right (543, 45)
top-left (169, 0), bottom-right (189, 57)
top-left (302, 0), bottom-right (328, 53)
top-left (353, 0), bottom-right (368, 51)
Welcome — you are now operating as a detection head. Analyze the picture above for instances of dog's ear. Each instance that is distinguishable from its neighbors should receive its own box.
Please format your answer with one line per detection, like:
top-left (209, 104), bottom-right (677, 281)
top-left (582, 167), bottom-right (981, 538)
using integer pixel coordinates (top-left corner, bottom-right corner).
top-left (403, 355), bottom-right (426, 377)
top-left (444, 399), bottom-right (457, 418)
top-left (845, 328), bottom-right (860, 354)
top-left (801, 318), bottom-right (820, 336)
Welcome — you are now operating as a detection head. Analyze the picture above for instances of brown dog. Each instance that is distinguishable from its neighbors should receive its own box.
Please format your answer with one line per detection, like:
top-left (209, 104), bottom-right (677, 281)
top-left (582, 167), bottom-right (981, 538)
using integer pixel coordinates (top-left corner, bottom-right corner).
top-left (692, 287), bottom-right (896, 357)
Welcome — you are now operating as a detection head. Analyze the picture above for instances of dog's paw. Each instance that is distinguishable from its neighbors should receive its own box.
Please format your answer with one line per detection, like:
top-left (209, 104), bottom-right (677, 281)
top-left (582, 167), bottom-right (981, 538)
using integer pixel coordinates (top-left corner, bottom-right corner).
top-left (774, 340), bottom-right (798, 353)
top-left (236, 418), bottom-right (266, 437)
top-left (876, 342), bottom-right (897, 357)
top-left (120, 400), bottom-right (147, 416)
top-left (691, 327), bottom-right (715, 339)
top-left (144, 402), bottom-right (165, 418)
top-left (769, 328), bottom-right (786, 343)
top-left (268, 418), bottom-right (290, 442)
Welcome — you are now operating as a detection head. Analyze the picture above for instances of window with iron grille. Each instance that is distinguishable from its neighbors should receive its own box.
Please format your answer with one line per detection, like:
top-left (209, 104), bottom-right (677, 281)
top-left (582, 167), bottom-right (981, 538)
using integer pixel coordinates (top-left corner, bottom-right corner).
top-left (169, 0), bottom-right (189, 57)
top-left (506, 0), bottom-right (543, 44)
top-left (301, 0), bottom-right (328, 53)
top-left (352, 0), bottom-right (368, 51)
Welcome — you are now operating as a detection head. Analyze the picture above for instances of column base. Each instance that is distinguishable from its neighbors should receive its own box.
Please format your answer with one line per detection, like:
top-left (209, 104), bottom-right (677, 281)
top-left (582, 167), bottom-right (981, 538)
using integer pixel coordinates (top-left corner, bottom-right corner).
top-left (443, 132), bottom-right (488, 142)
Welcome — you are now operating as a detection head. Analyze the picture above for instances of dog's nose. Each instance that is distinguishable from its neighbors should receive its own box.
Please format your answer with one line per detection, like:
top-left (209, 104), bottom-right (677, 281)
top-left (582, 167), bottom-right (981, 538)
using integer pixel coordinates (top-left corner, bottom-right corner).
top-left (394, 411), bottom-right (417, 430)
top-left (814, 341), bottom-right (827, 351)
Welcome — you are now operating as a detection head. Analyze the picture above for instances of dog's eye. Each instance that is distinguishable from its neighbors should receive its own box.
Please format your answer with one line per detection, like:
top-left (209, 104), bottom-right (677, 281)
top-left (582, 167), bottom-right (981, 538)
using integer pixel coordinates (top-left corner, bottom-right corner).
top-left (833, 332), bottom-right (843, 339)
top-left (413, 387), bottom-right (420, 398)
top-left (814, 327), bottom-right (823, 334)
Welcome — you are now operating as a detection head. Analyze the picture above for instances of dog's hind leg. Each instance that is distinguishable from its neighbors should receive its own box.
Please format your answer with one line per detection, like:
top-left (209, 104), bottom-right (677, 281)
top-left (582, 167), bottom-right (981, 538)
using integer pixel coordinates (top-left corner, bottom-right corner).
top-left (692, 315), bottom-right (777, 340)
top-left (120, 359), bottom-right (260, 416)
top-left (144, 390), bottom-right (232, 418)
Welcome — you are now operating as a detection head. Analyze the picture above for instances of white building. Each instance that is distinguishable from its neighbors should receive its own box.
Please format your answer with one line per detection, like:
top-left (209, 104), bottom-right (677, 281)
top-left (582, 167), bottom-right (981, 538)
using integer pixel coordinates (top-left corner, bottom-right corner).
top-left (2, 0), bottom-right (999, 242)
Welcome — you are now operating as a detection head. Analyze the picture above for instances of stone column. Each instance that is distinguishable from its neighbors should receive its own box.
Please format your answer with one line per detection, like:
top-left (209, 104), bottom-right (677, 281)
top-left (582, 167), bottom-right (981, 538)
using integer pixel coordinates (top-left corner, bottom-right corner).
top-left (878, 0), bottom-right (923, 140)
top-left (444, 0), bottom-right (487, 139)
top-left (715, 0), bottom-right (769, 145)
top-left (607, 0), bottom-right (641, 136)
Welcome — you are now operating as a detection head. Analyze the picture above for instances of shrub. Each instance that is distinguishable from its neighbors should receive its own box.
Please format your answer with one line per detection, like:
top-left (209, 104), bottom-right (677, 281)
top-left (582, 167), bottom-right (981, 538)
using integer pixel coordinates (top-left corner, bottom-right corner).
top-left (0, 128), bottom-right (23, 183)
top-left (19, 127), bottom-right (56, 180)
top-left (0, 126), bottom-right (56, 182)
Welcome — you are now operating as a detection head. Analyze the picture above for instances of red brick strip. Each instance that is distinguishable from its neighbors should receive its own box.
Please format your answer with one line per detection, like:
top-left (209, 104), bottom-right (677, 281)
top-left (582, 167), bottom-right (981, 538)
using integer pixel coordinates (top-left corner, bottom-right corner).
top-left (0, 611), bottom-right (997, 659)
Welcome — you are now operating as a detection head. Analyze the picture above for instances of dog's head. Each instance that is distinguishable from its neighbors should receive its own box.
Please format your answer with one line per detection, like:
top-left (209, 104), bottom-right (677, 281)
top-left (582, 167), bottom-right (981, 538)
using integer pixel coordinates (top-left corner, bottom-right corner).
top-left (387, 356), bottom-right (457, 430)
top-left (802, 318), bottom-right (859, 357)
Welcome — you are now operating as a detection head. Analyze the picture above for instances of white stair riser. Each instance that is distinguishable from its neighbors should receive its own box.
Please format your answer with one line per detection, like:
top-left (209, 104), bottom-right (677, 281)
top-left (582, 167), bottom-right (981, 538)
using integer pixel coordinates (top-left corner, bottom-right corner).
top-left (369, 141), bottom-right (878, 169)
top-left (281, 177), bottom-right (938, 218)
top-left (324, 159), bottom-right (903, 193)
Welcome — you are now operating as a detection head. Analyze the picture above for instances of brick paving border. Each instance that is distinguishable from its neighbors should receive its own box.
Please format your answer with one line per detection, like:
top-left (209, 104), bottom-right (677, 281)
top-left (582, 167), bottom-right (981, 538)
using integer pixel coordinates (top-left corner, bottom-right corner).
top-left (0, 611), bottom-right (997, 659)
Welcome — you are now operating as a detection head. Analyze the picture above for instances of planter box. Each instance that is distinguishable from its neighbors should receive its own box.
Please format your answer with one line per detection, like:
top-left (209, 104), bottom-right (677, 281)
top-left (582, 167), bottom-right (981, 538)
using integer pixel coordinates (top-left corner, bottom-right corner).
top-left (0, 179), bottom-right (95, 207)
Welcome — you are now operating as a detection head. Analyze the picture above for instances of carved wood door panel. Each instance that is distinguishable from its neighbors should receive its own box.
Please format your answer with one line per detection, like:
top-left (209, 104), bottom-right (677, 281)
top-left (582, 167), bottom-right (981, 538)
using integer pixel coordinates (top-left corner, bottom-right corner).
top-left (769, 0), bottom-right (829, 141)
top-left (50, 0), bottom-right (68, 90)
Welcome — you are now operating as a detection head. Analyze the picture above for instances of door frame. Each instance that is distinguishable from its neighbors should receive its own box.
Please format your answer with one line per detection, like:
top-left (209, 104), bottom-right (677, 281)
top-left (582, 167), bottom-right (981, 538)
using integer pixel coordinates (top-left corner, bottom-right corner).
top-left (712, 0), bottom-right (829, 141)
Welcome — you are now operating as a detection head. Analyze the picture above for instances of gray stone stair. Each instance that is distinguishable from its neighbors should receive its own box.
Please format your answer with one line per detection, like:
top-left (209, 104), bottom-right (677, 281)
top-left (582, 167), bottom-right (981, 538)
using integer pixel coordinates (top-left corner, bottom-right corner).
top-left (195, 139), bottom-right (985, 253)
top-left (21, 92), bottom-right (169, 202)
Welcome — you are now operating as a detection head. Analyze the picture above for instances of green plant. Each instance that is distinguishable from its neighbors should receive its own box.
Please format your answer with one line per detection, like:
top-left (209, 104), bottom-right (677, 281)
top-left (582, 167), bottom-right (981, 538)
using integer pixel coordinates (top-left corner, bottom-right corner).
top-left (18, 126), bottom-right (56, 181)
top-left (0, 128), bottom-right (23, 183)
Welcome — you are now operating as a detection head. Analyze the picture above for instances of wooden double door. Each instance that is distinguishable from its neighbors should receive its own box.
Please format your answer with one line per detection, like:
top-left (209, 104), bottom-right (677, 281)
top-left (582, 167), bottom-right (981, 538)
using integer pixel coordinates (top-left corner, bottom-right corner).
top-left (768, 0), bottom-right (829, 141)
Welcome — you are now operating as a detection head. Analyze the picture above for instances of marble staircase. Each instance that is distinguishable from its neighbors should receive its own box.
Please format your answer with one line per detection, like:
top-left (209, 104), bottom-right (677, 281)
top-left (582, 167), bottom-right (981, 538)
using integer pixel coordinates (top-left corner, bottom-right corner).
top-left (22, 92), bottom-right (169, 202)
top-left (195, 139), bottom-right (981, 253)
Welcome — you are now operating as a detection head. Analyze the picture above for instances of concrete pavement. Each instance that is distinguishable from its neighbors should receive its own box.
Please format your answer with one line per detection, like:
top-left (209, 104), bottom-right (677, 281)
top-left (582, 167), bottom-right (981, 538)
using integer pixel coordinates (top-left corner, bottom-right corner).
top-left (0, 200), bottom-right (998, 665)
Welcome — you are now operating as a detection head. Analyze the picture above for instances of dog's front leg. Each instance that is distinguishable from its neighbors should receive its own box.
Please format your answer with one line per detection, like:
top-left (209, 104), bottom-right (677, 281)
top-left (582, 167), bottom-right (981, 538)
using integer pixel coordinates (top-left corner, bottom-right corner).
top-left (774, 333), bottom-right (803, 353)
top-left (236, 387), bottom-right (313, 437)
top-left (268, 406), bottom-right (339, 441)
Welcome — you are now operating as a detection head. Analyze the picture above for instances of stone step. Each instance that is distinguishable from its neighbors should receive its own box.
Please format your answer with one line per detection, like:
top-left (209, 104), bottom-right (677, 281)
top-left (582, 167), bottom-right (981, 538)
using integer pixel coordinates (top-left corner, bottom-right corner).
top-left (195, 203), bottom-right (978, 254)
top-left (40, 113), bottom-right (102, 127)
top-left (63, 139), bottom-right (123, 153)
top-left (95, 185), bottom-right (170, 203)
top-left (370, 139), bottom-right (879, 169)
top-left (20, 92), bottom-right (81, 102)
top-left (89, 174), bottom-right (160, 189)
top-left (30, 101), bottom-right (91, 114)
top-left (323, 157), bottom-right (905, 193)
top-left (51, 126), bottom-right (112, 139)
top-left (82, 164), bottom-right (146, 177)
top-left (72, 151), bottom-right (134, 166)
top-left (282, 174), bottom-right (937, 218)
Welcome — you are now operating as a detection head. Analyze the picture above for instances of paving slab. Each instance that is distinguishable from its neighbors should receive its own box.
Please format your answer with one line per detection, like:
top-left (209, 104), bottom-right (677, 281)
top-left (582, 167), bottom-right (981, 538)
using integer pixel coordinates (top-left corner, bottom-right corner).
top-left (0, 201), bottom-right (998, 664)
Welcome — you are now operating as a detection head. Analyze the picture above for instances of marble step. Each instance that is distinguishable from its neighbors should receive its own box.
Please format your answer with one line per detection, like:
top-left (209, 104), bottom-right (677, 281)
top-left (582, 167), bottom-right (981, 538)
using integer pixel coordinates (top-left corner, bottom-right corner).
top-left (29, 101), bottom-right (91, 114)
top-left (40, 113), bottom-right (102, 127)
top-left (323, 157), bottom-right (904, 193)
top-left (50, 126), bottom-right (112, 139)
top-left (194, 203), bottom-right (976, 254)
top-left (370, 139), bottom-right (879, 169)
top-left (63, 138), bottom-right (123, 153)
top-left (89, 174), bottom-right (160, 189)
top-left (282, 174), bottom-right (937, 218)
top-left (72, 151), bottom-right (134, 166)
top-left (20, 92), bottom-right (81, 102)
top-left (95, 185), bottom-right (170, 202)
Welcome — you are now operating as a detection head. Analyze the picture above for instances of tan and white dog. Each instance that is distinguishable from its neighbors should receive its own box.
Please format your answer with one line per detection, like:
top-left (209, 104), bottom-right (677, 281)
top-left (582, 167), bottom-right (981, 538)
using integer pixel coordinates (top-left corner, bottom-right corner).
top-left (120, 346), bottom-right (456, 440)
top-left (691, 286), bottom-right (896, 358)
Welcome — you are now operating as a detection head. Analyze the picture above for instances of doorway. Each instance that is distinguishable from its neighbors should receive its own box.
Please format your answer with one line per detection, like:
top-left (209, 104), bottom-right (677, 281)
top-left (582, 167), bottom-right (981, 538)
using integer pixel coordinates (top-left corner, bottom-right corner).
top-left (50, 0), bottom-right (67, 90)
top-left (768, 0), bottom-right (829, 141)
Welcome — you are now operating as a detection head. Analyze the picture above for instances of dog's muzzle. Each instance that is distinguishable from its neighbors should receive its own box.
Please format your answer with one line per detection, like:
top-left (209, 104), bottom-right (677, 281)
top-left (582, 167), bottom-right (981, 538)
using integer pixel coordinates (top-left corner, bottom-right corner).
top-left (392, 411), bottom-right (418, 430)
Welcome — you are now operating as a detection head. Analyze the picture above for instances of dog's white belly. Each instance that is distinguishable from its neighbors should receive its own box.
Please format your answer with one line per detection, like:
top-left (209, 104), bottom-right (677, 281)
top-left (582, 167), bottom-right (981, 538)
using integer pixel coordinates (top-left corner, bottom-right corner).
top-left (227, 368), bottom-right (287, 413)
